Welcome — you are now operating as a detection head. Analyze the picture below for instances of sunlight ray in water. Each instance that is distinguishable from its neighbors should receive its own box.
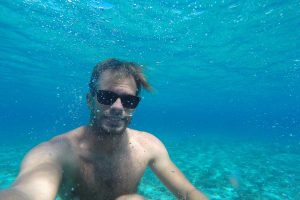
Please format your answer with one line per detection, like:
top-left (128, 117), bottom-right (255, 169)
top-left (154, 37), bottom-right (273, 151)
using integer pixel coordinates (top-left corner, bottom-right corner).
top-left (90, 0), bottom-right (113, 10)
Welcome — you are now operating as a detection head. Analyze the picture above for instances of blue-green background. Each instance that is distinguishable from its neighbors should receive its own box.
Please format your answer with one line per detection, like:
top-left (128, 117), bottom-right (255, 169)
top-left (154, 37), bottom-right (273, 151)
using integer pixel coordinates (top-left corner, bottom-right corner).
top-left (1, 0), bottom-right (300, 199)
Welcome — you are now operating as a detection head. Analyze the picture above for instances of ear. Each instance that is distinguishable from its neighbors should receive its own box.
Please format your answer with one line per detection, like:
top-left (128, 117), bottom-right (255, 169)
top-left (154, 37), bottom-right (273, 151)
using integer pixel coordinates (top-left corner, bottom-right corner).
top-left (86, 93), bottom-right (93, 109)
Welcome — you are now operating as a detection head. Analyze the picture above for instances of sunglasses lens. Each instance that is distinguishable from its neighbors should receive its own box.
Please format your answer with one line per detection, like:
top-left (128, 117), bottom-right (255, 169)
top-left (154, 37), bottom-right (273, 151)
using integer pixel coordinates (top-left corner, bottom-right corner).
top-left (97, 91), bottom-right (117, 105)
top-left (121, 95), bottom-right (140, 109)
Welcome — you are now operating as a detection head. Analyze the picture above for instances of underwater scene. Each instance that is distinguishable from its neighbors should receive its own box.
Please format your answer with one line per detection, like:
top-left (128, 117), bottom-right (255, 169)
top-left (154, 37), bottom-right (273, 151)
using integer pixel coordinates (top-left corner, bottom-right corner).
top-left (1, 0), bottom-right (300, 199)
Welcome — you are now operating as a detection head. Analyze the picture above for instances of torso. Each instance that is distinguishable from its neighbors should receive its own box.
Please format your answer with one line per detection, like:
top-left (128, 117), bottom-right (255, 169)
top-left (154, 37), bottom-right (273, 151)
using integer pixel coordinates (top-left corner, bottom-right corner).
top-left (57, 127), bottom-right (152, 200)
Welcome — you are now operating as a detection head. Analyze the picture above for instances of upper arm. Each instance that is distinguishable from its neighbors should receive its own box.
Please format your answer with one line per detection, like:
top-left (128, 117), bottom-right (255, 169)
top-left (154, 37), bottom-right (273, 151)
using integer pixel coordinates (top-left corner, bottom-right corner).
top-left (11, 142), bottom-right (63, 200)
top-left (147, 135), bottom-right (207, 199)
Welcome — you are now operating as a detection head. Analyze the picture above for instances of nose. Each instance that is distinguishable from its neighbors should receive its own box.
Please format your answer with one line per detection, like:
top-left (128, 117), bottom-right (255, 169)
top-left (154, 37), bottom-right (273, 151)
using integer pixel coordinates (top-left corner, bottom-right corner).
top-left (110, 98), bottom-right (124, 110)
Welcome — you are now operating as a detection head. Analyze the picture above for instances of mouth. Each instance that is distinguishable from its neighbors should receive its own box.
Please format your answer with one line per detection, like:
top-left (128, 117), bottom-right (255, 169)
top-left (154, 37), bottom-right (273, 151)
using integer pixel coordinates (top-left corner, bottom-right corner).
top-left (107, 116), bottom-right (123, 121)
top-left (103, 115), bottom-right (125, 123)
top-left (103, 112), bottom-right (132, 120)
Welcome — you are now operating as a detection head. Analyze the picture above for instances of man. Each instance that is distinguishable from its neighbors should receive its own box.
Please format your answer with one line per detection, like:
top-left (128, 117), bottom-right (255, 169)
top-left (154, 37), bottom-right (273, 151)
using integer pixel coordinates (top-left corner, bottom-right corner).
top-left (0, 58), bottom-right (208, 200)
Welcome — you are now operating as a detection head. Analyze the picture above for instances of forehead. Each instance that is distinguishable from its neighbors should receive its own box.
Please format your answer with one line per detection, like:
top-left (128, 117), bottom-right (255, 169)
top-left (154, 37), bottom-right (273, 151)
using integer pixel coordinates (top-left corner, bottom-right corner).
top-left (97, 70), bottom-right (137, 93)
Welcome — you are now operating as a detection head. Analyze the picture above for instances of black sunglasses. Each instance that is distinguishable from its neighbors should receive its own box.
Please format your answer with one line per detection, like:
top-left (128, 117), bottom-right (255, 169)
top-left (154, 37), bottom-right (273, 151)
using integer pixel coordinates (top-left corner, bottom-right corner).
top-left (96, 90), bottom-right (141, 109)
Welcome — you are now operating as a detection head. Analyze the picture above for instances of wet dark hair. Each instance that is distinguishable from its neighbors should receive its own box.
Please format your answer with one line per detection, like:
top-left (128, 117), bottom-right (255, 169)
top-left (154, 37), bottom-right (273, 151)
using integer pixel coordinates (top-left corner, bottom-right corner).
top-left (89, 58), bottom-right (152, 96)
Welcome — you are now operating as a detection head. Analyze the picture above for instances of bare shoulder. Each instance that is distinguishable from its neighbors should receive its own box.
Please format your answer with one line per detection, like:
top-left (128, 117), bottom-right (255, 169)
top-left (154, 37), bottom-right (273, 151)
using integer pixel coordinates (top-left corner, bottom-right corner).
top-left (128, 128), bottom-right (163, 146)
top-left (49, 126), bottom-right (86, 149)
top-left (127, 129), bottom-right (169, 160)
top-left (21, 127), bottom-right (83, 171)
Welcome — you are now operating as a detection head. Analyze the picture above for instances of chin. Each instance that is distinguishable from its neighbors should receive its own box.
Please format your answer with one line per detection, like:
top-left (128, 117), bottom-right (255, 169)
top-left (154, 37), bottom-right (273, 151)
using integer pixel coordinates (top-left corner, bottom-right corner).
top-left (101, 124), bottom-right (127, 136)
top-left (93, 116), bottom-right (130, 136)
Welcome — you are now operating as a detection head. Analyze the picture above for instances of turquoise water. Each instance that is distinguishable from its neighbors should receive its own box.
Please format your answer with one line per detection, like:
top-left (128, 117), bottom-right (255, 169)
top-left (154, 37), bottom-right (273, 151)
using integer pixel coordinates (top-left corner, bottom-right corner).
top-left (1, 0), bottom-right (300, 199)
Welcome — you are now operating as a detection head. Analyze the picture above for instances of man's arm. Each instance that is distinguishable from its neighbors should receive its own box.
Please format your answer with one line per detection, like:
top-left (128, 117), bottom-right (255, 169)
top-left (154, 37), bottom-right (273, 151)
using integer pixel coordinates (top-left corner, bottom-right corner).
top-left (0, 142), bottom-right (63, 200)
top-left (147, 135), bottom-right (208, 200)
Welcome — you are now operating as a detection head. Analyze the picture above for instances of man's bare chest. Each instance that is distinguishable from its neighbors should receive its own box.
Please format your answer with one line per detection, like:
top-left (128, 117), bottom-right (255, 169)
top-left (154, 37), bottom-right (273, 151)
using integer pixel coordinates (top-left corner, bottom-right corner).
top-left (80, 156), bottom-right (144, 188)
top-left (60, 154), bottom-right (148, 200)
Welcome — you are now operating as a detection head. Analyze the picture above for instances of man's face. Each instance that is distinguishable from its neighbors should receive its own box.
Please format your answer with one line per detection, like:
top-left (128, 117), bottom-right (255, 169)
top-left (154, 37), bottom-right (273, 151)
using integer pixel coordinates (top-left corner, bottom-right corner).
top-left (88, 70), bottom-right (138, 136)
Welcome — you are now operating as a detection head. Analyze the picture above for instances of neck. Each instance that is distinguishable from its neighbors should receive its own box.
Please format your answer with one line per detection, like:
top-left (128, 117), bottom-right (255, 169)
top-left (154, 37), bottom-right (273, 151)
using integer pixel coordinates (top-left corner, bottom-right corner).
top-left (84, 124), bottom-right (128, 154)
